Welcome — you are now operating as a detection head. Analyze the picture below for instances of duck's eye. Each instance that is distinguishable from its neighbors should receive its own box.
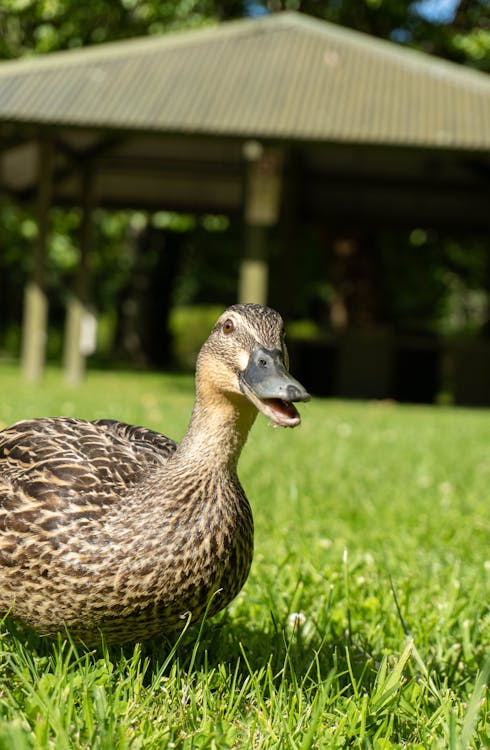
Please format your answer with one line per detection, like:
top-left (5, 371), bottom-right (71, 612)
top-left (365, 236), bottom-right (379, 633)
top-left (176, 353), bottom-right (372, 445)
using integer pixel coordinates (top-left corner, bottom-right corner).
top-left (223, 319), bottom-right (235, 334)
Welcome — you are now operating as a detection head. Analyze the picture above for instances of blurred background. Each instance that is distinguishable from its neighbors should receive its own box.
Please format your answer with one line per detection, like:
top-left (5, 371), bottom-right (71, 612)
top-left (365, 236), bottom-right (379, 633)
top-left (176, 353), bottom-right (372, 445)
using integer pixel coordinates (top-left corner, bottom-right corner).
top-left (0, 0), bottom-right (489, 404)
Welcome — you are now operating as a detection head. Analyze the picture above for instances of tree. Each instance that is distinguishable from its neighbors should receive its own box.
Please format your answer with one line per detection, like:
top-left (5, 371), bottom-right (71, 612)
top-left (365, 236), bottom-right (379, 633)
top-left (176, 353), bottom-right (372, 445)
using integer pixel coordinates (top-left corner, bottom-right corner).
top-left (0, 0), bottom-right (245, 59)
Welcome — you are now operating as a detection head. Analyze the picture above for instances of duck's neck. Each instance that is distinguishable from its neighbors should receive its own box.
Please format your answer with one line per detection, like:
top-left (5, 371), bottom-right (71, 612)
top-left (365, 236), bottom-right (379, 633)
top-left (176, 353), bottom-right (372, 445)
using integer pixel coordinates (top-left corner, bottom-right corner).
top-left (175, 390), bottom-right (257, 474)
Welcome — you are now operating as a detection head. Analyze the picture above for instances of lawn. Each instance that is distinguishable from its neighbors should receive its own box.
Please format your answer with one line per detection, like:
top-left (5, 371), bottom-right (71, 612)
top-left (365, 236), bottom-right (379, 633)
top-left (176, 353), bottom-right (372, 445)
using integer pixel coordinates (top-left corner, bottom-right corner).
top-left (0, 365), bottom-right (488, 749)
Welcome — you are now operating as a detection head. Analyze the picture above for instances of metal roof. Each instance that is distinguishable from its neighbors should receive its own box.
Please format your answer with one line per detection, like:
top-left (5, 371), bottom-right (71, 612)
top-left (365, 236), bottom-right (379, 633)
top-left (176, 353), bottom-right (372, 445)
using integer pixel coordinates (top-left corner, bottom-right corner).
top-left (0, 11), bottom-right (489, 151)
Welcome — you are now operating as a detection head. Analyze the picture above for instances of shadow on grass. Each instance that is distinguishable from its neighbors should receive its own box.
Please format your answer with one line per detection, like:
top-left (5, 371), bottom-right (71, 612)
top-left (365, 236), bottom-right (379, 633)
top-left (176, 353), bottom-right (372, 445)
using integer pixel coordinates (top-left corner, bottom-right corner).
top-left (3, 608), bottom-right (485, 701)
top-left (2, 611), bottom-right (380, 698)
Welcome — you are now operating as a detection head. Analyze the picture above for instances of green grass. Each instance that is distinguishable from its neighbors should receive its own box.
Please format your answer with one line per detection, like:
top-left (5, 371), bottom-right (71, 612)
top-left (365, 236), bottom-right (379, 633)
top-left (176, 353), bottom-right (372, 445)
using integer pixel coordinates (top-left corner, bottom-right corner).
top-left (0, 364), bottom-right (488, 749)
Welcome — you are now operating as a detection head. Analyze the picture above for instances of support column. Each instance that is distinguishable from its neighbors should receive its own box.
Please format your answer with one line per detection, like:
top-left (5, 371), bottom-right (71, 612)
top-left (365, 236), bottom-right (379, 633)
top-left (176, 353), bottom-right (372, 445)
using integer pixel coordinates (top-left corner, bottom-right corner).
top-left (239, 142), bottom-right (283, 305)
top-left (21, 139), bottom-right (53, 383)
top-left (239, 225), bottom-right (269, 306)
top-left (278, 148), bottom-right (301, 319)
top-left (64, 164), bottom-right (96, 386)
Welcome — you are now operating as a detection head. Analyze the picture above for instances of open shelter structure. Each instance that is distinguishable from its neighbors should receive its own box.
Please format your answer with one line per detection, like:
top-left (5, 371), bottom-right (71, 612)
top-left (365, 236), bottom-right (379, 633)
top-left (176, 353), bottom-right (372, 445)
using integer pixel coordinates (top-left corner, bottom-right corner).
top-left (0, 11), bottom-right (489, 386)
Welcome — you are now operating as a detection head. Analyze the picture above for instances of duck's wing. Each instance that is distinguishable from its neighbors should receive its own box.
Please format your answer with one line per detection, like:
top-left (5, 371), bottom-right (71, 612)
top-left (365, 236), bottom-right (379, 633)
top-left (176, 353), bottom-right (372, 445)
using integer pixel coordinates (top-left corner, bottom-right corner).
top-left (91, 418), bottom-right (177, 464)
top-left (0, 417), bottom-right (177, 515)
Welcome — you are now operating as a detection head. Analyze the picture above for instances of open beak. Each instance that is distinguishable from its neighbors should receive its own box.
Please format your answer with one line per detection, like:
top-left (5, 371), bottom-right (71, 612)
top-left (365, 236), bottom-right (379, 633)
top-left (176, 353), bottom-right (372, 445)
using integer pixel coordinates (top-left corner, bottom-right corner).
top-left (239, 344), bottom-right (310, 428)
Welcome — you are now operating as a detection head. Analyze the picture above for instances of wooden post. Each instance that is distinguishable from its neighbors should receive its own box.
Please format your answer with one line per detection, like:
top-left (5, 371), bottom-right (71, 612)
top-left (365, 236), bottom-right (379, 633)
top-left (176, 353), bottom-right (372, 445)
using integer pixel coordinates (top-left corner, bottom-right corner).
top-left (21, 139), bottom-right (53, 383)
top-left (238, 224), bottom-right (269, 305)
top-left (239, 143), bottom-right (283, 305)
top-left (64, 165), bottom-right (95, 386)
top-left (278, 149), bottom-right (300, 319)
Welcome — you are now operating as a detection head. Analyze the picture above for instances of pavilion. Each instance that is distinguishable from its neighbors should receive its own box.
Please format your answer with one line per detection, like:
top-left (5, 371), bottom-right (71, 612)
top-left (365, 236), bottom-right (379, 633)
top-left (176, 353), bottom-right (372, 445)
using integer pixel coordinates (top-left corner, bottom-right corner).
top-left (0, 11), bottom-right (489, 387)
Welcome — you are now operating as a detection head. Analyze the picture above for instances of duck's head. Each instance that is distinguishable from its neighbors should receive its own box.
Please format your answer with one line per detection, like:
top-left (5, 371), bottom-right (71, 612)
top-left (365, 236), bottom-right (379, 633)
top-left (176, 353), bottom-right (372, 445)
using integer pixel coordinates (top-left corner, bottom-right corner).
top-left (197, 304), bottom-right (310, 428)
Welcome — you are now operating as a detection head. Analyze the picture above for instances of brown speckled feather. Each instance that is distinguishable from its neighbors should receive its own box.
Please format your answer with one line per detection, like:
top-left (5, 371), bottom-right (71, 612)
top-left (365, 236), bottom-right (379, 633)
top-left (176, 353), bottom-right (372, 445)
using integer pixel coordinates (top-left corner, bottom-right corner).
top-left (0, 415), bottom-right (252, 645)
top-left (0, 304), bottom-right (306, 645)
top-left (0, 417), bottom-right (176, 507)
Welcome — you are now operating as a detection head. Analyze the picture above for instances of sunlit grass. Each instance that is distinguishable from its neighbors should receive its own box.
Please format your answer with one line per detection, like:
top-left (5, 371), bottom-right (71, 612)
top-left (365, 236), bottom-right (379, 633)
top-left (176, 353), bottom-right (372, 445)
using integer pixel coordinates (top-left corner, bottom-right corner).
top-left (0, 364), bottom-right (489, 748)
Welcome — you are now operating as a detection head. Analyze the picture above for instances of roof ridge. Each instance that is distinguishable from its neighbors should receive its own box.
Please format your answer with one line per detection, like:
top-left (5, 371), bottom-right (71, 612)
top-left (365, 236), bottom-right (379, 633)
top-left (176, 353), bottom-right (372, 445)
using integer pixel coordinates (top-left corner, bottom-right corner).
top-left (279, 11), bottom-right (490, 91)
top-left (0, 10), bottom-right (488, 152)
top-left (0, 10), bottom-right (488, 92)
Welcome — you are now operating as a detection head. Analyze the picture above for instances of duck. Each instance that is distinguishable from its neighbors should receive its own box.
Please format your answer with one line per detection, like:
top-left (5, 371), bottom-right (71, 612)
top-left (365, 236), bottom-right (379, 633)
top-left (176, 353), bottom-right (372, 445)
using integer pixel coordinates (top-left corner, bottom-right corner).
top-left (0, 304), bottom-right (309, 645)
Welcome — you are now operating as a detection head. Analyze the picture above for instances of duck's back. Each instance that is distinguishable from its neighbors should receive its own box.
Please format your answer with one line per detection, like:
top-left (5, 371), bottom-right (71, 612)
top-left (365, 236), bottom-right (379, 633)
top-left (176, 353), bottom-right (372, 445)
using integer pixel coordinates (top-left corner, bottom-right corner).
top-left (0, 416), bottom-right (176, 507)
top-left (0, 416), bottom-right (254, 644)
top-left (0, 417), bottom-right (183, 641)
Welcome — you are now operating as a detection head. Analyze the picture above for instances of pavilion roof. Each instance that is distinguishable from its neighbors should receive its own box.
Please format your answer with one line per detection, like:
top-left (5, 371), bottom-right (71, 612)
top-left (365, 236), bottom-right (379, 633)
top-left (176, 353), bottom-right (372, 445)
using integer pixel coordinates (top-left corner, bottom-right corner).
top-left (0, 11), bottom-right (489, 151)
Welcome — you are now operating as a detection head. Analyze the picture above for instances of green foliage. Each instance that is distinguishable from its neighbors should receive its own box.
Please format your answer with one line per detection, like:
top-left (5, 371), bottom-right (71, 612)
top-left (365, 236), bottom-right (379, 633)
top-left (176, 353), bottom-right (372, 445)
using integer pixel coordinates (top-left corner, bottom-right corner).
top-left (452, 27), bottom-right (490, 67)
top-left (0, 0), bottom-right (227, 58)
top-left (377, 229), bottom-right (489, 335)
top-left (0, 368), bottom-right (489, 747)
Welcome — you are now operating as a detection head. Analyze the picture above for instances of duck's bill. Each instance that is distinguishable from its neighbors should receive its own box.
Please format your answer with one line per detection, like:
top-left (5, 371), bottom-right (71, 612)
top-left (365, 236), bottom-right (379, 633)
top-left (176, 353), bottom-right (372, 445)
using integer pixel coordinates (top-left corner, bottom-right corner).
top-left (239, 345), bottom-right (310, 428)
top-left (241, 387), bottom-right (303, 427)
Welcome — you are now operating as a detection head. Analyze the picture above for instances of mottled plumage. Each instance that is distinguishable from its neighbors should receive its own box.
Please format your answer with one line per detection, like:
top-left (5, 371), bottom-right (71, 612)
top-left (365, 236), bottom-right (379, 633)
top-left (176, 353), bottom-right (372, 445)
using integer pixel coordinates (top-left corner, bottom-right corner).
top-left (0, 304), bottom-right (309, 645)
